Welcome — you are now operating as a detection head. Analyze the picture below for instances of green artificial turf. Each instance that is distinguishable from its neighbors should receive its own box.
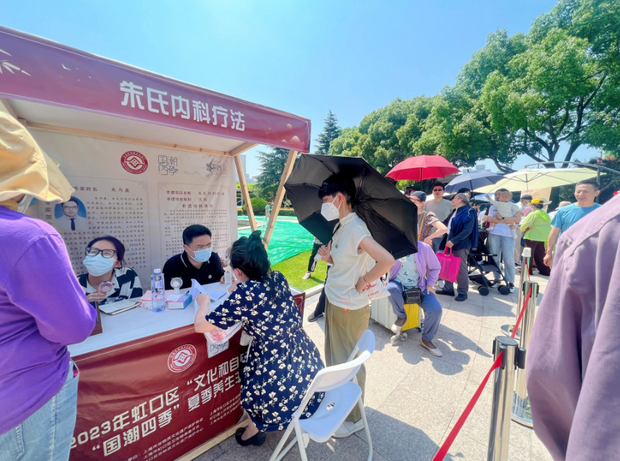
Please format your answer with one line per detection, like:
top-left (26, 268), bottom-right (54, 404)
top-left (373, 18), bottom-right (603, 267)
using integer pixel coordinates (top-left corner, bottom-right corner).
top-left (272, 250), bottom-right (327, 291)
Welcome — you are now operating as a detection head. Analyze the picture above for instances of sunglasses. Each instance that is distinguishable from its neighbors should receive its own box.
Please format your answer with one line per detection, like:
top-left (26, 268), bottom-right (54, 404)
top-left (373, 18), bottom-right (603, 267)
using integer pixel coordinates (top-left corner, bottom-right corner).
top-left (433, 189), bottom-right (444, 192)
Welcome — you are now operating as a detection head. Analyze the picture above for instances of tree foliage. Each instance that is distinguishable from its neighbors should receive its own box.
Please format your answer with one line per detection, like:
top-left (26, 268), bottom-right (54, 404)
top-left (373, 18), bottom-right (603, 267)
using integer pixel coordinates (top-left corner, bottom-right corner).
top-left (315, 110), bottom-right (341, 155)
top-left (414, 86), bottom-right (517, 173)
top-left (330, 0), bottom-right (620, 176)
top-left (256, 148), bottom-right (297, 201)
top-left (589, 153), bottom-right (620, 203)
top-left (330, 97), bottom-right (436, 175)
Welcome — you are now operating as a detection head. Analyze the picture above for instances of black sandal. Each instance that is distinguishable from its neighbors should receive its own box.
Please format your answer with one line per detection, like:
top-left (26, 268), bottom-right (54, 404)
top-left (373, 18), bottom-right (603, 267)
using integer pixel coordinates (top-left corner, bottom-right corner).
top-left (235, 427), bottom-right (266, 446)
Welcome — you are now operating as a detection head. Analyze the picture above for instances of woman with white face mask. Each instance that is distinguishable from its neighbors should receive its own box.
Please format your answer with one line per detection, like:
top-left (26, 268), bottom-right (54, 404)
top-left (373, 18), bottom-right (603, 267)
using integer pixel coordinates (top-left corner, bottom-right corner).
top-left (78, 236), bottom-right (143, 304)
top-left (316, 173), bottom-right (394, 438)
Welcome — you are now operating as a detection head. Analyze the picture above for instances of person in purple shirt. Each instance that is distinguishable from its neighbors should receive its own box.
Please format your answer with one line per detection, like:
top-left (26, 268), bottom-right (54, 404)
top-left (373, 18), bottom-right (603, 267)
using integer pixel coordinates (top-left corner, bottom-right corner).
top-left (387, 241), bottom-right (444, 357)
top-left (0, 108), bottom-right (96, 461)
top-left (527, 194), bottom-right (620, 460)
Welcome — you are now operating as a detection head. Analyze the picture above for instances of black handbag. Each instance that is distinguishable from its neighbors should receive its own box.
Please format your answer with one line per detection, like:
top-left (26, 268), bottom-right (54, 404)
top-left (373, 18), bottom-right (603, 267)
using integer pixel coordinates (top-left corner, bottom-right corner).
top-left (403, 287), bottom-right (424, 305)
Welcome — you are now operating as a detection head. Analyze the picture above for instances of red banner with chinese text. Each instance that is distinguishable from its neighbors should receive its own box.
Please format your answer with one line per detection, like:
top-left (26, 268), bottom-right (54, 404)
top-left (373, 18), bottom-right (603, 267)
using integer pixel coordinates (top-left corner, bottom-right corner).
top-left (70, 326), bottom-right (243, 461)
top-left (0, 26), bottom-right (311, 153)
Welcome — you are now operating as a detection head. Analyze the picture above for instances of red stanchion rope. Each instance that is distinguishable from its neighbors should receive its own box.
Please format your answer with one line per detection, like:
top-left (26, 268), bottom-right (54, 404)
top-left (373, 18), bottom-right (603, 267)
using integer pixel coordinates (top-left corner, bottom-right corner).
top-left (432, 286), bottom-right (533, 461)
top-left (511, 286), bottom-right (532, 340)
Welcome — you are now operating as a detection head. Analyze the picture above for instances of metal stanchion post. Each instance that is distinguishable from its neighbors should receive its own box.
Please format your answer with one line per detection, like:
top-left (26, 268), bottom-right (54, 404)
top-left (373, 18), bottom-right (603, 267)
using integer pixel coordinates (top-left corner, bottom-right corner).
top-left (512, 281), bottom-right (539, 427)
top-left (501, 247), bottom-right (531, 338)
top-left (487, 336), bottom-right (520, 461)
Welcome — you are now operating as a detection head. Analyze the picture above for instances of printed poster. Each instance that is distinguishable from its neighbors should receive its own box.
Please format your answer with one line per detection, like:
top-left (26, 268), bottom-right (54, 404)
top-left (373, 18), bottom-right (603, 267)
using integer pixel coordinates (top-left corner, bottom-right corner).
top-left (30, 130), bottom-right (237, 285)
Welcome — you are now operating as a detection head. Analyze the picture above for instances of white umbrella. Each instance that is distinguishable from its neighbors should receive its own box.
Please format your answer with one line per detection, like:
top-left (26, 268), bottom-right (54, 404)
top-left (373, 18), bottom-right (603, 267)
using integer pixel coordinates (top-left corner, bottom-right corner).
top-left (474, 168), bottom-right (599, 193)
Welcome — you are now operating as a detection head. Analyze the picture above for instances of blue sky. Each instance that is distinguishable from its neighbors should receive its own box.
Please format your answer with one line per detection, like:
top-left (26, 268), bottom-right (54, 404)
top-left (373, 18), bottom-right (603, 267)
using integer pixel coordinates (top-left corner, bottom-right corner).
top-left (3, 0), bottom-right (598, 176)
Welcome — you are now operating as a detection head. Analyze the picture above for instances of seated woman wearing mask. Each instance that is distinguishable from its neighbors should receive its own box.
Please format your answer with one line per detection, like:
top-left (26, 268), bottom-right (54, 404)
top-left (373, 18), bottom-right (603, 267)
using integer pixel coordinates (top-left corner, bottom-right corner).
top-left (194, 231), bottom-right (324, 447)
top-left (79, 236), bottom-right (143, 304)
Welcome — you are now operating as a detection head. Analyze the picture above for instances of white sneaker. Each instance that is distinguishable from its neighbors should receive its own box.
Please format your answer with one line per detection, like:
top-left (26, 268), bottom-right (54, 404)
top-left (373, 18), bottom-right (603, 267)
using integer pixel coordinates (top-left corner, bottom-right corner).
top-left (302, 272), bottom-right (312, 280)
top-left (333, 420), bottom-right (364, 438)
top-left (390, 316), bottom-right (407, 334)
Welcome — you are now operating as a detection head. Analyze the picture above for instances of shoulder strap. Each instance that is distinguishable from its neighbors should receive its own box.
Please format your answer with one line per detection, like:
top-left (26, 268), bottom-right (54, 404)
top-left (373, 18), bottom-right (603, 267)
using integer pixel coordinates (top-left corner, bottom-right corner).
top-left (417, 212), bottom-right (427, 241)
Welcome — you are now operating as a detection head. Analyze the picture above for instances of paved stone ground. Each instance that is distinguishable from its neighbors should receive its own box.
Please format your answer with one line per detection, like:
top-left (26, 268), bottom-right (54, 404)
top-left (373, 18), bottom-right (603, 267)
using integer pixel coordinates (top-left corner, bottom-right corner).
top-left (196, 273), bottom-right (553, 461)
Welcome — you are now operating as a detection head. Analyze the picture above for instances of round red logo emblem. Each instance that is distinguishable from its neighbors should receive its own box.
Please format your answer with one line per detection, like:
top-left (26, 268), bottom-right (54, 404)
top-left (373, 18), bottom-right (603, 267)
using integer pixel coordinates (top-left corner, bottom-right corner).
top-left (120, 151), bottom-right (148, 174)
top-left (167, 344), bottom-right (197, 373)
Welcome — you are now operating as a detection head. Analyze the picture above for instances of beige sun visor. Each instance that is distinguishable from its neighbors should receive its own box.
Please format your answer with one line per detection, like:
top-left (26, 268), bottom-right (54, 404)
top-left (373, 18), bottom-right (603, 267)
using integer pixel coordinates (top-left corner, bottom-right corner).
top-left (0, 103), bottom-right (74, 203)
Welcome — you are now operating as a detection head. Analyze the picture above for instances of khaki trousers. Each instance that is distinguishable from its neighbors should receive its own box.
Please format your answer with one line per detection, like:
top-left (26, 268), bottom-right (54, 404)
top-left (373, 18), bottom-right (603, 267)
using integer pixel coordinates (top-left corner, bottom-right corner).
top-left (515, 228), bottom-right (524, 262)
top-left (324, 298), bottom-right (370, 423)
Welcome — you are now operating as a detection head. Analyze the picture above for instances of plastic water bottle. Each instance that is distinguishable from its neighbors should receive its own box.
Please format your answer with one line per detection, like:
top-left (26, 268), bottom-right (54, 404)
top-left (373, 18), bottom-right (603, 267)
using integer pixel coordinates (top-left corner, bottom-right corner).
top-left (151, 269), bottom-right (166, 313)
top-left (224, 270), bottom-right (232, 285)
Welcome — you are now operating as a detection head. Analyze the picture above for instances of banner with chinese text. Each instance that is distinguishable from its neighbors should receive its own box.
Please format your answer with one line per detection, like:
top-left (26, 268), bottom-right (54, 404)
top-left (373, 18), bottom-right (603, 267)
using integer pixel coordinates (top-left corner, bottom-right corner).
top-left (0, 26), bottom-right (311, 152)
top-left (70, 326), bottom-right (244, 461)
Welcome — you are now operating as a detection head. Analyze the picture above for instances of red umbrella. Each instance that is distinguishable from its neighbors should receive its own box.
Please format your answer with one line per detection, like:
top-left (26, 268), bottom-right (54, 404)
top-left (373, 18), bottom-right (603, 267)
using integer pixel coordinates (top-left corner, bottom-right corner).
top-left (386, 155), bottom-right (459, 181)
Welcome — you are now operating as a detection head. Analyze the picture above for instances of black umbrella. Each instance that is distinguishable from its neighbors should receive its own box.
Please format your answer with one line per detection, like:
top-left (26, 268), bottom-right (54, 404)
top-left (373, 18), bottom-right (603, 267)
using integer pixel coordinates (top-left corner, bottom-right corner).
top-left (445, 170), bottom-right (503, 193)
top-left (284, 154), bottom-right (418, 259)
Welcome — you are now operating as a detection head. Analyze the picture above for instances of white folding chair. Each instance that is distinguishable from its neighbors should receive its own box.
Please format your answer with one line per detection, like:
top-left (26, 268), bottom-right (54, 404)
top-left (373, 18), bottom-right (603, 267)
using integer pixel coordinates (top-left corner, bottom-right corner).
top-left (269, 330), bottom-right (376, 461)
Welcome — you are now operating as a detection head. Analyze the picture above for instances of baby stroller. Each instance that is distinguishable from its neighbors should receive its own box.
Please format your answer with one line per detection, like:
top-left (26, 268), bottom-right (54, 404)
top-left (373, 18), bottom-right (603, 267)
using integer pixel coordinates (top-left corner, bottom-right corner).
top-left (467, 230), bottom-right (511, 296)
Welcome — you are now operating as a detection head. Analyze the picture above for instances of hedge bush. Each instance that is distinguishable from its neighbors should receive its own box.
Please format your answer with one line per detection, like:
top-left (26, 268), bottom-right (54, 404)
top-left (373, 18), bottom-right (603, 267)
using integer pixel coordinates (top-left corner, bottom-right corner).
top-left (278, 208), bottom-right (297, 216)
top-left (239, 205), bottom-right (297, 217)
top-left (242, 197), bottom-right (268, 215)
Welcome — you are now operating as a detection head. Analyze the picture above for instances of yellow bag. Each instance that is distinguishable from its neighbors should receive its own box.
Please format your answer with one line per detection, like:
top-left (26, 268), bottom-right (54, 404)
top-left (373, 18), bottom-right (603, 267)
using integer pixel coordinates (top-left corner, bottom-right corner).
top-left (402, 303), bottom-right (421, 331)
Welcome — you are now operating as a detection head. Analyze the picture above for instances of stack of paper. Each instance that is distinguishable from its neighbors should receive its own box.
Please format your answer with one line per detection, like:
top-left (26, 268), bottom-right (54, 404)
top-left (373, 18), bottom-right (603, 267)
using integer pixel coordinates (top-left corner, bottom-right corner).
top-left (99, 300), bottom-right (140, 315)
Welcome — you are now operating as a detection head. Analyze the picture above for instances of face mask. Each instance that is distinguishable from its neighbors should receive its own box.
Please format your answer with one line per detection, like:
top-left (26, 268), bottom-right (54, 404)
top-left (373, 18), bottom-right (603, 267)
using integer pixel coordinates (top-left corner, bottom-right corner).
top-left (321, 197), bottom-right (341, 221)
top-left (17, 195), bottom-right (34, 214)
top-left (83, 254), bottom-right (115, 277)
top-left (192, 248), bottom-right (212, 263)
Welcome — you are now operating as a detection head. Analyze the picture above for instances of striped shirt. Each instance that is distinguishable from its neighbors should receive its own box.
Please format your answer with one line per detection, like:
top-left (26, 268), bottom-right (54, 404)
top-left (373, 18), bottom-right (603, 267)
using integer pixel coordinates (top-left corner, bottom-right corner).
top-left (78, 267), bottom-right (143, 304)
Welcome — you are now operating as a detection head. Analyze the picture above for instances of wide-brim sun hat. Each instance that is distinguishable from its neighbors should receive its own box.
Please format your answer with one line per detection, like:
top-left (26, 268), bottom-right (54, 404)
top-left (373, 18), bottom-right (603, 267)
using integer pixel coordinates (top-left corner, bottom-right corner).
top-left (0, 104), bottom-right (74, 204)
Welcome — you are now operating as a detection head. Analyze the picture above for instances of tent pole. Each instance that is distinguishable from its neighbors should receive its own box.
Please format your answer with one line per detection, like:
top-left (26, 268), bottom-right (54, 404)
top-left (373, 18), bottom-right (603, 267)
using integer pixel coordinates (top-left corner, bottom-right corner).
top-left (229, 142), bottom-right (256, 157)
top-left (234, 154), bottom-right (257, 232)
top-left (263, 150), bottom-right (297, 247)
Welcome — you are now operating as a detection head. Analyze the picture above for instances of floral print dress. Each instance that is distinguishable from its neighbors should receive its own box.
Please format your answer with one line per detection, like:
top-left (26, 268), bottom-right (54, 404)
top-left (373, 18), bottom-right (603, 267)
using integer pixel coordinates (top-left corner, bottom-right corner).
top-left (205, 271), bottom-right (324, 432)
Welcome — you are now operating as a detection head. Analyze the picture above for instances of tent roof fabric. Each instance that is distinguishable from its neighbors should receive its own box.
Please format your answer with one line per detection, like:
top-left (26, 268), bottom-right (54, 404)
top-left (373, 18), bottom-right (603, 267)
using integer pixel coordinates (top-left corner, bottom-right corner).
top-left (0, 26), bottom-right (311, 153)
top-left (474, 168), bottom-right (599, 193)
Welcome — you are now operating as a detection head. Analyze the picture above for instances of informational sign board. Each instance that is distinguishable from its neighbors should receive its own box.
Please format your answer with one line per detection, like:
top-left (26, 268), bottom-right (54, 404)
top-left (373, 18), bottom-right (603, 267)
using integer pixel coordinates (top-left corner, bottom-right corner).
top-left (70, 327), bottom-right (244, 461)
top-left (0, 26), bottom-right (311, 153)
top-left (30, 130), bottom-right (237, 285)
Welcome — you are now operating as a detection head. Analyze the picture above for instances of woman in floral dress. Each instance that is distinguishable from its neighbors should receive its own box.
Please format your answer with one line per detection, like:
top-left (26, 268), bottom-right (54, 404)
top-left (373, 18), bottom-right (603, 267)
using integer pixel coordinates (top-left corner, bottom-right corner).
top-left (194, 231), bottom-right (324, 446)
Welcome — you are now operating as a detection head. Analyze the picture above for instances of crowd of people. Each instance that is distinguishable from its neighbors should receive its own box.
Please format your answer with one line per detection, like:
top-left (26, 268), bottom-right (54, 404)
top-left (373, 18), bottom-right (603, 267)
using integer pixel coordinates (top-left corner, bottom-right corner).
top-left (0, 103), bottom-right (616, 461)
